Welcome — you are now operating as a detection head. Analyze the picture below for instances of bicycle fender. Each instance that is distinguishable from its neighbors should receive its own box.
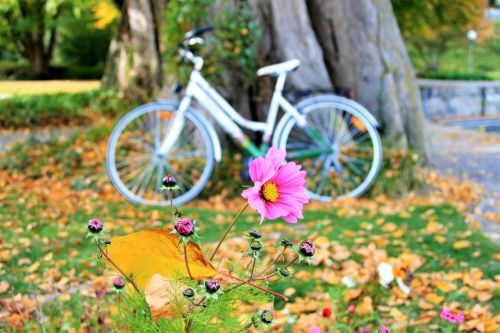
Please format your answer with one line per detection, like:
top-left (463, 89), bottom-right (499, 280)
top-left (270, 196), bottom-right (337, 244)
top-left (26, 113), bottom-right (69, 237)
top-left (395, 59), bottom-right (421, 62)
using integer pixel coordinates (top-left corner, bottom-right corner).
top-left (155, 99), bottom-right (222, 162)
top-left (294, 95), bottom-right (380, 128)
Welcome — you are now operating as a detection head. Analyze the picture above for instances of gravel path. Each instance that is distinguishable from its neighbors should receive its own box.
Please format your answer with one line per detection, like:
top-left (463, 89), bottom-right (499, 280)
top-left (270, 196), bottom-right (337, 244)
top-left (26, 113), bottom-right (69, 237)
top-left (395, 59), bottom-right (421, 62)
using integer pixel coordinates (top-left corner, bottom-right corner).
top-left (427, 122), bottom-right (500, 243)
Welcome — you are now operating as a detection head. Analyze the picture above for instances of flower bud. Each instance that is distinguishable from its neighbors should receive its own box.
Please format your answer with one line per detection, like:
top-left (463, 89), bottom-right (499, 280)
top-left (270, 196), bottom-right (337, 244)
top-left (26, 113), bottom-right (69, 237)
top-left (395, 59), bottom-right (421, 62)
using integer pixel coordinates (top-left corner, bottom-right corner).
top-left (175, 218), bottom-right (195, 236)
top-left (250, 240), bottom-right (262, 251)
top-left (280, 239), bottom-right (293, 248)
top-left (249, 230), bottom-right (261, 239)
top-left (204, 280), bottom-right (220, 294)
top-left (183, 288), bottom-right (195, 298)
top-left (278, 267), bottom-right (290, 277)
top-left (113, 277), bottom-right (125, 289)
top-left (261, 310), bottom-right (273, 324)
top-left (378, 328), bottom-right (390, 333)
top-left (299, 240), bottom-right (315, 257)
top-left (88, 218), bottom-right (103, 233)
top-left (348, 304), bottom-right (356, 314)
top-left (162, 175), bottom-right (177, 188)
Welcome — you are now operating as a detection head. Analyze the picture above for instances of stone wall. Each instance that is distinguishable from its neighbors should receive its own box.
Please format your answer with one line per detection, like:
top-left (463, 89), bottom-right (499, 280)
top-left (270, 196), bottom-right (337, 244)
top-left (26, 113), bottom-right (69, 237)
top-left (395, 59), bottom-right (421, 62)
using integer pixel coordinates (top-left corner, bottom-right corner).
top-left (418, 79), bottom-right (500, 120)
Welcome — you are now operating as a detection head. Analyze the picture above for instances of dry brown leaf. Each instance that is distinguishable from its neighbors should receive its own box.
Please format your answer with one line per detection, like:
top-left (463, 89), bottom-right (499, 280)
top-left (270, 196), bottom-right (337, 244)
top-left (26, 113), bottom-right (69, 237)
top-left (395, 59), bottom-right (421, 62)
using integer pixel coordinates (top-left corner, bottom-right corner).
top-left (144, 274), bottom-right (188, 321)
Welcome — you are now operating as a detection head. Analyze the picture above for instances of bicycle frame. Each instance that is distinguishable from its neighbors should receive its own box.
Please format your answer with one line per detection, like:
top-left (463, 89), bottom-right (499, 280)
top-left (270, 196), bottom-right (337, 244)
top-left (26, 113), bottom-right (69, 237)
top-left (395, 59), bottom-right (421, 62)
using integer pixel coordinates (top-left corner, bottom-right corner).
top-left (157, 64), bottom-right (329, 159)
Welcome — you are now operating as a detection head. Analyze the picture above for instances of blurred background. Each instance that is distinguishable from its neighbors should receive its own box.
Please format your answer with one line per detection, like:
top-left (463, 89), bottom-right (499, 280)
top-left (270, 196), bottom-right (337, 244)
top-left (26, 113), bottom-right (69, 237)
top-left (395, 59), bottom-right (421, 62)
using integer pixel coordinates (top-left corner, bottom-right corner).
top-left (0, 0), bottom-right (499, 332)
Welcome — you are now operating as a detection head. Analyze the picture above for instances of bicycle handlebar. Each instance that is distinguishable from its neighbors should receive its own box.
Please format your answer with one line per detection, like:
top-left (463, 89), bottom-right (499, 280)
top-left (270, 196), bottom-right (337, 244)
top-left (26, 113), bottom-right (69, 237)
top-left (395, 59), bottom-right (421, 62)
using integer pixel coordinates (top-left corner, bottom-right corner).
top-left (185, 25), bottom-right (215, 39)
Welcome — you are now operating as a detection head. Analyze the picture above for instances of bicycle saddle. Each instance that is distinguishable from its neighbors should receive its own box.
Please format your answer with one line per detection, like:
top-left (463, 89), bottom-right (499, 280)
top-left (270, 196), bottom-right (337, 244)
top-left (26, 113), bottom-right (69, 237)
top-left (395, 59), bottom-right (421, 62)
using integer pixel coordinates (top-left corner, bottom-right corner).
top-left (257, 59), bottom-right (301, 77)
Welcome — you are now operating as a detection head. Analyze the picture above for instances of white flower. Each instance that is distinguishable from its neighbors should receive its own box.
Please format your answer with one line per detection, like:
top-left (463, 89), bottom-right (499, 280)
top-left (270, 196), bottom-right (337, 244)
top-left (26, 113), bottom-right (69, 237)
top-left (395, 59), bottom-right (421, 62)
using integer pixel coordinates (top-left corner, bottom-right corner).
top-left (396, 277), bottom-right (411, 295)
top-left (341, 276), bottom-right (356, 288)
top-left (378, 262), bottom-right (394, 287)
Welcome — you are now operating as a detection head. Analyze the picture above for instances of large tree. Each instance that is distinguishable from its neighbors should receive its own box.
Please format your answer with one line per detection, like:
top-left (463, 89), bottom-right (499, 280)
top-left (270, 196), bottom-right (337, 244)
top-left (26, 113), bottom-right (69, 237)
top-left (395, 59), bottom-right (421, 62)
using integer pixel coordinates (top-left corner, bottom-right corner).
top-left (101, 0), bottom-right (165, 100)
top-left (249, 0), bottom-right (427, 156)
top-left (103, 0), bottom-right (428, 157)
top-left (0, 0), bottom-right (67, 74)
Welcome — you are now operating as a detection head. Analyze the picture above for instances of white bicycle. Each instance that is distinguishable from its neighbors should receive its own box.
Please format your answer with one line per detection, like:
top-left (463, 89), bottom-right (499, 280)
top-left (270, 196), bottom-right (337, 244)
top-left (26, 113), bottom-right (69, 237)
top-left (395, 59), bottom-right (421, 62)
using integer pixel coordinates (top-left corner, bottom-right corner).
top-left (106, 26), bottom-right (382, 206)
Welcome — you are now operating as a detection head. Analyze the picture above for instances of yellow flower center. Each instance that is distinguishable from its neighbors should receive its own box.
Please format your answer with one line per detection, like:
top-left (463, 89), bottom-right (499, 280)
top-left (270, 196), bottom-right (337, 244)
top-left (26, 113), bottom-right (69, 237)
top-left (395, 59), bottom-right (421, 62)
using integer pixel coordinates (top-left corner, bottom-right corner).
top-left (261, 181), bottom-right (279, 203)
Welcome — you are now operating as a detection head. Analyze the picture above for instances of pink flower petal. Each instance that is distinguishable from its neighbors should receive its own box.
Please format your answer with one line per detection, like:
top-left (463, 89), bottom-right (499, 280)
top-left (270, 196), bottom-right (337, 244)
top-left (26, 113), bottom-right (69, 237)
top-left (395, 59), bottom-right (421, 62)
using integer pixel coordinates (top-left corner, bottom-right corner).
top-left (249, 157), bottom-right (275, 183)
top-left (265, 147), bottom-right (286, 171)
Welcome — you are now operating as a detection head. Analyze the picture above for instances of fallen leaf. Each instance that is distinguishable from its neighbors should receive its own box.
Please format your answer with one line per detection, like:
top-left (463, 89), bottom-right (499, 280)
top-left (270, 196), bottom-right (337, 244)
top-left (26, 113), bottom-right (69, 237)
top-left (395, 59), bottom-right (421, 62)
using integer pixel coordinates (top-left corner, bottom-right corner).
top-left (107, 228), bottom-right (218, 288)
top-left (453, 240), bottom-right (471, 249)
top-left (144, 274), bottom-right (188, 321)
top-left (425, 293), bottom-right (444, 305)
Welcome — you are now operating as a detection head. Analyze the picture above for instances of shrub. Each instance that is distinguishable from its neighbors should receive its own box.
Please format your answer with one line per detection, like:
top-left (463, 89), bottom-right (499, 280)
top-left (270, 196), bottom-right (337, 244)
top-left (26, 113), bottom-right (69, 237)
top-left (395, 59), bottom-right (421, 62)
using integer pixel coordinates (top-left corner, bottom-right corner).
top-left (0, 89), bottom-right (130, 128)
top-left (419, 71), bottom-right (494, 81)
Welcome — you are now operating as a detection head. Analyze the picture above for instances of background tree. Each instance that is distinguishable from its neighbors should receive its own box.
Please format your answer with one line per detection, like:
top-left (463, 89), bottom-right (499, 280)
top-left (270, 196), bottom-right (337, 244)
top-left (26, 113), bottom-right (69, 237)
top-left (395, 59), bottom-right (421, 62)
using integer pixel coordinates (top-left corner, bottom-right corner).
top-left (101, 0), bottom-right (165, 101)
top-left (0, 0), bottom-right (69, 74)
top-left (392, 0), bottom-right (491, 71)
top-left (103, 0), bottom-right (428, 158)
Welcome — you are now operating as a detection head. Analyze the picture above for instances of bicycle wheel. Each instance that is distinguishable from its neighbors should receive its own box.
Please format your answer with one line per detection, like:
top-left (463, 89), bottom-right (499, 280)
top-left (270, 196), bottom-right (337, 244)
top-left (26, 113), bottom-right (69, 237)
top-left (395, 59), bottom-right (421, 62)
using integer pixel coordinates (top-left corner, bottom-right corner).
top-left (274, 95), bottom-right (382, 201)
top-left (106, 102), bottom-right (215, 206)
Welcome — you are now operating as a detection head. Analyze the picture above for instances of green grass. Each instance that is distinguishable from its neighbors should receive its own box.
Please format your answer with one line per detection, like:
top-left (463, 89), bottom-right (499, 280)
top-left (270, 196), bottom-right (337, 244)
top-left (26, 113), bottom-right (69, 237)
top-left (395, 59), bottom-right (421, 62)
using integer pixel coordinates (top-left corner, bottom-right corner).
top-left (0, 89), bottom-right (131, 128)
top-left (0, 128), bottom-right (497, 332)
top-left (1, 185), bottom-right (498, 331)
top-left (0, 80), bottom-right (100, 95)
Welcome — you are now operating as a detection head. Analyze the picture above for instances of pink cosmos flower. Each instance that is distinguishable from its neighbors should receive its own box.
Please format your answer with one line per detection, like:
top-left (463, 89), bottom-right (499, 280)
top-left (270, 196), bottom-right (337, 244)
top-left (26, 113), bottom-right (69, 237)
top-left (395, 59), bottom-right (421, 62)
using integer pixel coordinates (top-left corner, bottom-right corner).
top-left (242, 147), bottom-right (308, 223)
top-left (440, 307), bottom-right (464, 324)
top-left (308, 328), bottom-right (321, 333)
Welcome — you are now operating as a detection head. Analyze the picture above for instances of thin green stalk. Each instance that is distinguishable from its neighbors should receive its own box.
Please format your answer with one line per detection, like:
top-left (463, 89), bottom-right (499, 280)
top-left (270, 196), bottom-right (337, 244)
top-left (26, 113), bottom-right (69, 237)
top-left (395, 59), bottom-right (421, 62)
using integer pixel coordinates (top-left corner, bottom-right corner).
top-left (183, 243), bottom-right (193, 280)
top-left (95, 240), bottom-right (141, 294)
top-left (254, 256), bottom-right (299, 281)
top-left (169, 189), bottom-right (174, 219)
top-left (219, 271), bottom-right (288, 301)
top-left (209, 203), bottom-right (249, 261)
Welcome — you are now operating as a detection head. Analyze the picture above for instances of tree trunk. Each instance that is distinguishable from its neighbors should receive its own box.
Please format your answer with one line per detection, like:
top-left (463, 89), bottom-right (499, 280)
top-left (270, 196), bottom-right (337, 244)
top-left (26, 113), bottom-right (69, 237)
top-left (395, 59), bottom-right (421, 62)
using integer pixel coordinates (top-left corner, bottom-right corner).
top-left (102, 0), bottom-right (165, 101)
top-left (247, 0), bottom-right (428, 157)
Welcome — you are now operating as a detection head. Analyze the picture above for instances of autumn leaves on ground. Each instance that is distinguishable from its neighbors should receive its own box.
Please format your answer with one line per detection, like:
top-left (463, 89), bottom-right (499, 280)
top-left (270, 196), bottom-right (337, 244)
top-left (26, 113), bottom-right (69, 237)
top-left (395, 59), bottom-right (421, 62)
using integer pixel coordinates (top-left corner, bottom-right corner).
top-left (0, 127), bottom-right (498, 332)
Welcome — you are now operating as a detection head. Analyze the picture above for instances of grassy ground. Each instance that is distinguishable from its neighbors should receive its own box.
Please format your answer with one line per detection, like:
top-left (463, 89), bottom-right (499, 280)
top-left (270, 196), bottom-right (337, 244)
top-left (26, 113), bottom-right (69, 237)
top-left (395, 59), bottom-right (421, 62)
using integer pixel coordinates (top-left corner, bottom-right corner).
top-left (0, 129), bottom-right (498, 332)
top-left (0, 80), bottom-right (101, 95)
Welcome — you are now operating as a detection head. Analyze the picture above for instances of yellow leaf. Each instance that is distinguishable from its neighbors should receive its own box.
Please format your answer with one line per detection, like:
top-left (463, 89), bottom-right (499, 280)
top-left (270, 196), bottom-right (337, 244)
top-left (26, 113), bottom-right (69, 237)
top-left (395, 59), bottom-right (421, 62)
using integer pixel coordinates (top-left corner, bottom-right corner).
top-left (453, 240), bottom-right (471, 249)
top-left (27, 261), bottom-right (40, 273)
top-left (382, 223), bottom-right (397, 232)
top-left (107, 228), bottom-right (218, 289)
top-left (425, 293), bottom-right (444, 305)
top-left (434, 280), bottom-right (457, 293)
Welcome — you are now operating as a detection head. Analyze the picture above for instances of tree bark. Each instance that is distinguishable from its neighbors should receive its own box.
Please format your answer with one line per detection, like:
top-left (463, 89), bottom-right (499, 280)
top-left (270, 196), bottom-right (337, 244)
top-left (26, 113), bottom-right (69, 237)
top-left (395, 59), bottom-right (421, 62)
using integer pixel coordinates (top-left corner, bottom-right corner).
top-left (102, 0), bottom-right (165, 101)
top-left (248, 0), bottom-right (428, 157)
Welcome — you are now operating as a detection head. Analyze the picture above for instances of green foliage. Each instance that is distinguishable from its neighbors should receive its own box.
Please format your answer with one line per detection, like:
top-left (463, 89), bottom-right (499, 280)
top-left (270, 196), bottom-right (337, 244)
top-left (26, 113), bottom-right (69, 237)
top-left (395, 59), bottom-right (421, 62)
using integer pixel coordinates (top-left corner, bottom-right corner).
top-left (0, 62), bottom-right (104, 80)
top-left (58, 3), bottom-right (117, 67)
top-left (0, 89), bottom-right (128, 128)
top-left (419, 71), bottom-right (494, 81)
top-left (163, 0), bottom-right (261, 87)
top-left (110, 268), bottom-right (269, 332)
top-left (392, 0), bottom-right (490, 71)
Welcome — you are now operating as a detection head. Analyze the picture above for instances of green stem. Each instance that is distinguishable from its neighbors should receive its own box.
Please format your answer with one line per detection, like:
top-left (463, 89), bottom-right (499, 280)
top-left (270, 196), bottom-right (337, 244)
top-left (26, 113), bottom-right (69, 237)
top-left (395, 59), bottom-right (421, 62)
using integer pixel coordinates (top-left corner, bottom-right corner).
top-left (209, 203), bottom-right (249, 261)
top-left (95, 240), bottom-right (141, 294)
top-left (169, 189), bottom-right (174, 220)
top-left (254, 256), bottom-right (299, 281)
top-left (183, 243), bottom-right (193, 280)
top-left (248, 258), bottom-right (256, 280)
top-left (219, 271), bottom-right (288, 301)
top-left (255, 248), bottom-right (285, 278)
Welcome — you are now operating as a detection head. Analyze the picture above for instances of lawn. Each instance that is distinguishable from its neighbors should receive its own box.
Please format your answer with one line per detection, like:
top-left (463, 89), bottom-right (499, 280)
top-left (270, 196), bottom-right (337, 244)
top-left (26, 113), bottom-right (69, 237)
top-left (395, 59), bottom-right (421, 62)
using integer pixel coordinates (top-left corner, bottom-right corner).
top-left (0, 130), bottom-right (498, 332)
top-left (0, 80), bottom-right (101, 95)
